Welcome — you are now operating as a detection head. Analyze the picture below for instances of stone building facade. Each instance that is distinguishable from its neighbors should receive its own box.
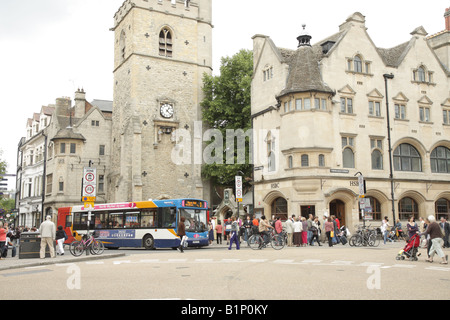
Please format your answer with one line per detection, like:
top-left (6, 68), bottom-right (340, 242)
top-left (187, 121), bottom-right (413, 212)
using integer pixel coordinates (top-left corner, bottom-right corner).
top-left (108, 0), bottom-right (213, 203)
top-left (251, 11), bottom-right (450, 230)
top-left (17, 90), bottom-right (112, 225)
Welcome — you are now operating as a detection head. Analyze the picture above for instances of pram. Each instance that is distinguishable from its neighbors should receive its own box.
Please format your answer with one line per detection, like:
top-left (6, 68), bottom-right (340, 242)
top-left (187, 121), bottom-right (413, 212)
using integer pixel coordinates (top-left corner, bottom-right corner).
top-left (395, 233), bottom-right (421, 261)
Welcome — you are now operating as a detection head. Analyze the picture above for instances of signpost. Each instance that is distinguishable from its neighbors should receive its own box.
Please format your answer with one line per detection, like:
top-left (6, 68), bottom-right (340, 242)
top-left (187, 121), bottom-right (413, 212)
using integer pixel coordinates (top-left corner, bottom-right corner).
top-left (235, 176), bottom-right (243, 203)
top-left (82, 167), bottom-right (96, 216)
top-left (82, 167), bottom-right (97, 198)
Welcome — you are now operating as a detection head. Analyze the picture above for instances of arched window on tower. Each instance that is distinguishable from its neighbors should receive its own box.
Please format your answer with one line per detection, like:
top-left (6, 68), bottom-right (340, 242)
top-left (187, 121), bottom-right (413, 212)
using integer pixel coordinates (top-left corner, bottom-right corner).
top-left (159, 28), bottom-right (173, 57)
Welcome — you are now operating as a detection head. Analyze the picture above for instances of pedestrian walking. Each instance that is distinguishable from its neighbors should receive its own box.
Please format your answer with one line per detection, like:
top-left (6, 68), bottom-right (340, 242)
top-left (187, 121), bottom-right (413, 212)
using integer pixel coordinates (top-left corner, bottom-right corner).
top-left (38, 216), bottom-right (56, 259)
top-left (228, 216), bottom-right (240, 250)
top-left (0, 222), bottom-right (7, 260)
top-left (381, 216), bottom-right (392, 244)
top-left (208, 221), bottom-right (214, 245)
top-left (215, 220), bottom-right (223, 244)
top-left (407, 216), bottom-right (419, 240)
top-left (275, 217), bottom-right (283, 234)
top-left (243, 215), bottom-right (253, 243)
top-left (55, 226), bottom-right (67, 256)
top-left (422, 215), bottom-right (448, 264)
top-left (309, 217), bottom-right (321, 246)
top-left (439, 217), bottom-right (450, 248)
top-left (293, 217), bottom-right (302, 247)
top-left (177, 216), bottom-right (187, 253)
top-left (324, 217), bottom-right (334, 247)
top-left (301, 217), bottom-right (308, 246)
top-left (285, 215), bottom-right (294, 247)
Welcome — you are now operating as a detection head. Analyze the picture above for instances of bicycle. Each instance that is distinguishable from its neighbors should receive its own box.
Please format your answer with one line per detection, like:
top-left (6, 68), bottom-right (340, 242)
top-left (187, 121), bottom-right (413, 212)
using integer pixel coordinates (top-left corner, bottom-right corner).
top-left (70, 232), bottom-right (104, 256)
top-left (248, 230), bottom-right (285, 250)
top-left (349, 225), bottom-right (380, 247)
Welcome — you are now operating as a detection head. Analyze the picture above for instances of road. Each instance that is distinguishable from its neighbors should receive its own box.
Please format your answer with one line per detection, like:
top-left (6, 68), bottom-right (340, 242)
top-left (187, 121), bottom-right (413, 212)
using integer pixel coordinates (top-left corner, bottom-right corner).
top-left (1, 242), bottom-right (449, 301)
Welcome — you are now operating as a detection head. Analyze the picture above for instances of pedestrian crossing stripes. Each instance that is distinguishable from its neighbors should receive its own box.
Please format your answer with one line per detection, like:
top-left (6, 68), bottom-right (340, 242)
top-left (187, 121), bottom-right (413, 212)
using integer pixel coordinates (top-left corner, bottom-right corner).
top-left (53, 258), bottom-right (450, 272)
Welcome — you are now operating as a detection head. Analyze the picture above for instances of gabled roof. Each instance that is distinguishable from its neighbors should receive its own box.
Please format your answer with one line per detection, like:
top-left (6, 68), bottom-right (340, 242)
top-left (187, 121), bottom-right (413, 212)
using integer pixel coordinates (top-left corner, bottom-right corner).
top-left (377, 40), bottom-right (414, 68)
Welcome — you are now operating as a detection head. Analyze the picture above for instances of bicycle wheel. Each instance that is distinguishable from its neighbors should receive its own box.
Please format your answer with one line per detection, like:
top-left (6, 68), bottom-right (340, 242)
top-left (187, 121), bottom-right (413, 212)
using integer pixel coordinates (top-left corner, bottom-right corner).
top-left (70, 241), bottom-right (85, 257)
top-left (90, 239), bottom-right (105, 255)
top-left (271, 234), bottom-right (285, 250)
top-left (368, 233), bottom-right (380, 247)
top-left (353, 234), bottom-right (364, 247)
top-left (248, 235), bottom-right (263, 250)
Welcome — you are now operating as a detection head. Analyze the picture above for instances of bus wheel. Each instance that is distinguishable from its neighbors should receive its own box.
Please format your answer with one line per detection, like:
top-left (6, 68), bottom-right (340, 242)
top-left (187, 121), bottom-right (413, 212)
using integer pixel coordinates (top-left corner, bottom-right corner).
top-left (143, 235), bottom-right (155, 250)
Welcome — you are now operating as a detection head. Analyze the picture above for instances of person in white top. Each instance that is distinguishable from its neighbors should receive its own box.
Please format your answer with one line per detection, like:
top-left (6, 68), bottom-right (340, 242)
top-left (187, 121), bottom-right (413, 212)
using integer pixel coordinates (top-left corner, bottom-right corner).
top-left (39, 216), bottom-right (56, 259)
top-left (285, 215), bottom-right (295, 247)
top-left (381, 216), bottom-right (392, 244)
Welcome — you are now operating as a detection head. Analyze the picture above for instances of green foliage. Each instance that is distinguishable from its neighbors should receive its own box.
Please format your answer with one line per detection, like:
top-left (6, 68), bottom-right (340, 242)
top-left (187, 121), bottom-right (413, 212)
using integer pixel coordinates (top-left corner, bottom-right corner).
top-left (201, 49), bottom-right (253, 187)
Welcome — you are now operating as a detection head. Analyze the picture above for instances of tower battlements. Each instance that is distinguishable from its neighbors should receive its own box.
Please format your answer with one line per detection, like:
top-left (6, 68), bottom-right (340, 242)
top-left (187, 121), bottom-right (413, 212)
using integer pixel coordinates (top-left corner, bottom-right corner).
top-left (113, 0), bottom-right (211, 29)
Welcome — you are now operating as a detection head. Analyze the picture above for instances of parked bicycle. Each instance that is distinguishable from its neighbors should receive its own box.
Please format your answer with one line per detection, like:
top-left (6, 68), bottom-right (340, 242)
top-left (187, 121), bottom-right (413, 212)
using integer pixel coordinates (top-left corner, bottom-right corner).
top-left (248, 229), bottom-right (285, 250)
top-left (70, 232), bottom-right (104, 256)
top-left (349, 224), bottom-right (380, 247)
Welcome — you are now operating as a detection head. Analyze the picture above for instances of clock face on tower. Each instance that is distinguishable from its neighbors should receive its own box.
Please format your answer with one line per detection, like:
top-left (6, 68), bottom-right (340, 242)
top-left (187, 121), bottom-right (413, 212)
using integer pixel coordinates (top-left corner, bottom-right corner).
top-left (160, 103), bottom-right (174, 118)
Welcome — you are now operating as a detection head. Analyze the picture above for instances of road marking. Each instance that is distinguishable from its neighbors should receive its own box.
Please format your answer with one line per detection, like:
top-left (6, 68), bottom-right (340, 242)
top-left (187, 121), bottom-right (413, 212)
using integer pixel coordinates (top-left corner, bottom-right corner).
top-left (273, 259), bottom-right (294, 264)
top-left (248, 259), bottom-right (268, 263)
top-left (168, 259), bottom-right (188, 263)
top-left (302, 259), bottom-right (322, 263)
top-left (195, 259), bottom-right (214, 263)
top-left (85, 261), bottom-right (105, 265)
top-left (113, 260), bottom-right (131, 265)
top-left (392, 264), bottom-right (416, 269)
top-left (221, 259), bottom-right (241, 263)
top-left (426, 266), bottom-right (450, 272)
top-left (140, 259), bottom-right (160, 263)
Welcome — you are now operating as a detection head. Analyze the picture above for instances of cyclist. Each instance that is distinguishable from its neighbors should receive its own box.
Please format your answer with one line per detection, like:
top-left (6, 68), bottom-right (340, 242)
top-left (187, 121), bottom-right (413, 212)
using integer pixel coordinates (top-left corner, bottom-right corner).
top-left (259, 215), bottom-right (274, 247)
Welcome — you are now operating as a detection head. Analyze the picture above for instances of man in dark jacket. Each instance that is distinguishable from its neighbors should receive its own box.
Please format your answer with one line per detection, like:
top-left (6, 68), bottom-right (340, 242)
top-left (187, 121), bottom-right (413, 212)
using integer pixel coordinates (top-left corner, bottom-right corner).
top-left (177, 216), bottom-right (187, 253)
top-left (439, 217), bottom-right (450, 248)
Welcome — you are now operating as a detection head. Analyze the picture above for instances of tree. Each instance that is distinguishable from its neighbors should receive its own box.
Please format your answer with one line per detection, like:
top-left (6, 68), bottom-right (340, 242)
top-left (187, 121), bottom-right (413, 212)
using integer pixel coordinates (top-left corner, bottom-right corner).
top-left (0, 149), bottom-right (6, 176)
top-left (201, 49), bottom-right (253, 187)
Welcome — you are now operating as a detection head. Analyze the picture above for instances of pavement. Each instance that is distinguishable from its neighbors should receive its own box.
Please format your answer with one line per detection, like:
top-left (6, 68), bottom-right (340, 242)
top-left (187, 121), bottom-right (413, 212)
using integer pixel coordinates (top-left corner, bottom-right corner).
top-left (0, 245), bottom-right (126, 272)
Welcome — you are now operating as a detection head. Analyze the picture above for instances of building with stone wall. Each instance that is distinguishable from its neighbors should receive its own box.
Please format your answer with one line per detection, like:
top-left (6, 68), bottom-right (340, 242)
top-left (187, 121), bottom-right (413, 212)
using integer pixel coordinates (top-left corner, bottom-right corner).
top-left (17, 90), bottom-right (112, 225)
top-left (251, 10), bottom-right (450, 230)
top-left (109, 0), bottom-right (212, 204)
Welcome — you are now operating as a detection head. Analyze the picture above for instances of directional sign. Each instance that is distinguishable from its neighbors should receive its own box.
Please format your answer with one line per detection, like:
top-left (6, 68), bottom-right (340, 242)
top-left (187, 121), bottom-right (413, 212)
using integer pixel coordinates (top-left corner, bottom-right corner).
top-left (358, 174), bottom-right (365, 197)
top-left (82, 167), bottom-right (97, 198)
top-left (235, 176), bottom-right (243, 202)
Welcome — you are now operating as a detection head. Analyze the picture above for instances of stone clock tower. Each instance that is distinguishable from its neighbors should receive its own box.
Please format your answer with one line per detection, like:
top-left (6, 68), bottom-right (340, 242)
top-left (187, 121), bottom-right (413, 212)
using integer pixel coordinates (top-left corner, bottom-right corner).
top-left (109, 0), bottom-right (212, 202)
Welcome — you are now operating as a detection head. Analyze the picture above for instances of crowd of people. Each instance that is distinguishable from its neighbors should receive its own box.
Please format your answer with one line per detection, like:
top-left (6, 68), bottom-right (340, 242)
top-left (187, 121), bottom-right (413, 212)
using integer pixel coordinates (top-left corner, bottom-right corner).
top-left (0, 216), bottom-right (68, 260)
top-left (206, 214), bottom-right (346, 249)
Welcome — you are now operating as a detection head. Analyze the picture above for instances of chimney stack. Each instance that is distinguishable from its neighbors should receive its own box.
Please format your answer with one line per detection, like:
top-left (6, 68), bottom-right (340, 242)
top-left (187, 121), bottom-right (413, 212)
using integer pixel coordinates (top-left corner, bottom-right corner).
top-left (74, 88), bottom-right (86, 119)
top-left (445, 8), bottom-right (450, 31)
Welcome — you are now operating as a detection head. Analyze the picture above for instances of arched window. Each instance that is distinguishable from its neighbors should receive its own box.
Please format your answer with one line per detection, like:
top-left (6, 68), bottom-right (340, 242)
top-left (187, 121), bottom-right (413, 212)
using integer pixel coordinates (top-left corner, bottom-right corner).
top-left (363, 197), bottom-right (382, 221)
top-left (436, 198), bottom-right (450, 220)
top-left (398, 197), bottom-right (419, 220)
top-left (430, 146), bottom-right (450, 173)
top-left (417, 67), bottom-right (426, 82)
top-left (159, 28), bottom-right (173, 57)
top-left (272, 197), bottom-right (288, 220)
top-left (343, 147), bottom-right (355, 168)
top-left (371, 149), bottom-right (383, 170)
top-left (393, 144), bottom-right (422, 172)
top-left (354, 55), bottom-right (362, 73)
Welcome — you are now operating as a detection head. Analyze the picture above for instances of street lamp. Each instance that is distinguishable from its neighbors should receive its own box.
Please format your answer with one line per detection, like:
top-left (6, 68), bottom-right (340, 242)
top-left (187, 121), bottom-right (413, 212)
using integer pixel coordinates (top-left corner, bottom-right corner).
top-left (383, 73), bottom-right (396, 224)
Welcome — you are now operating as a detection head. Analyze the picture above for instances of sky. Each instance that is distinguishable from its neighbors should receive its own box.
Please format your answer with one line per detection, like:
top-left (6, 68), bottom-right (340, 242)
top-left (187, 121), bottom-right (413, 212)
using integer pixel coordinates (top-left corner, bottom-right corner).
top-left (0, 0), bottom-right (448, 190)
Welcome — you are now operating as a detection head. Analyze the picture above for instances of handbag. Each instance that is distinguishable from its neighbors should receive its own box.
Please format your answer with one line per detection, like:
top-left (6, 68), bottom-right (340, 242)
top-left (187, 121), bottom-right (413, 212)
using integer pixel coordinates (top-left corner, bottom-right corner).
top-left (330, 231), bottom-right (334, 238)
